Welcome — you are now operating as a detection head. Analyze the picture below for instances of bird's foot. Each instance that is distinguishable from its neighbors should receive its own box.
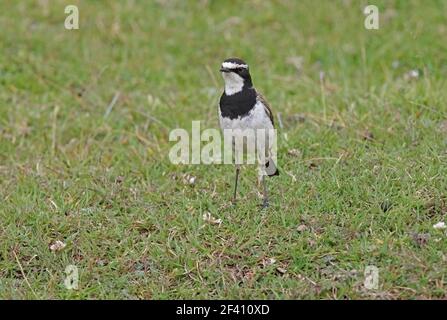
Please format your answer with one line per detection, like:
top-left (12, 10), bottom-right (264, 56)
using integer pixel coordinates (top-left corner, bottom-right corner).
top-left (260, 199), bottom-right (269, 209)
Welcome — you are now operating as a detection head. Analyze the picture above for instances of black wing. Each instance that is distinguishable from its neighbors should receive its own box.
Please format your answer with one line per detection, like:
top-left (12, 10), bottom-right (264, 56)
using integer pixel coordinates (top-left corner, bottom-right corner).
top-left (256, 92), bottom-right (275, 126)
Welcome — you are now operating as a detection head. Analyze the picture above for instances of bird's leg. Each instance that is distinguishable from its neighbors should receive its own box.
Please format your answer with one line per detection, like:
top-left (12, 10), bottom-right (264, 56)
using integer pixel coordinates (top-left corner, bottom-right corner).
top-left (232, 165), bottom-right (240, 204)
top-left (261, 173), bottom-right (269, 208)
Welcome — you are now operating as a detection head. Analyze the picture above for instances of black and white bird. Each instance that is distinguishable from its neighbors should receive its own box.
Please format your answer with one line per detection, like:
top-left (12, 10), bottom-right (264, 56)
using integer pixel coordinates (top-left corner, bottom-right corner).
top-left (218, 58), bottom-right (279, 208)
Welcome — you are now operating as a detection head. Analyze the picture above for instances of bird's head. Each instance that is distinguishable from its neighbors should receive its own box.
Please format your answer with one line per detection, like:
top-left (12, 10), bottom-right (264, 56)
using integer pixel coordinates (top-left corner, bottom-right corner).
top-left (220, 58), bottom-right (252, 95)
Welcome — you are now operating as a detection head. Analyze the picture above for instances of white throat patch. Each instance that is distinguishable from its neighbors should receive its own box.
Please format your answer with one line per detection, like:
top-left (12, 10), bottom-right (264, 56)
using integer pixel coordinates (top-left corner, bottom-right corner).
top-left (222, 72), bottom-right (244, 95)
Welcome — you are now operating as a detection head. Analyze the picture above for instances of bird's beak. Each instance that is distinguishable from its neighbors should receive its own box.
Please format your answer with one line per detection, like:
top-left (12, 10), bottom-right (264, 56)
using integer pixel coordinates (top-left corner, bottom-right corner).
top-left (220, 67), bottom-right (230, 73)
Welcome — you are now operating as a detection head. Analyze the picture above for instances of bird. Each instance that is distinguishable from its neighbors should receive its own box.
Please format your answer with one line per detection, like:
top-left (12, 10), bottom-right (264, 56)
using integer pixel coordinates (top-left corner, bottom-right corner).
top-left (218, 57), bottom-right (279, 208)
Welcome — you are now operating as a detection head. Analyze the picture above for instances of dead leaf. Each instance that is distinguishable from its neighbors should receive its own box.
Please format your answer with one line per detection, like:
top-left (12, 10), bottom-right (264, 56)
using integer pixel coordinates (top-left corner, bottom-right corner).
top-left (287, 149), bottom-right (302, 158)
top-left (276, 267), bottom-right (287, 274)
top-left (202, 212), bottom-right (222, 226)
top-left (307, 239), bottom-right (317, 247)
top-left (361, 129), bottom-right (374, 141)
top-left (183, 174), bottom-right (196, 185)
top-left (411, 233), bottom-right (430, 247)
top-left (49, 240), bottom-right (66, 252)
top-left (261, 257), bottom-right (276, 267)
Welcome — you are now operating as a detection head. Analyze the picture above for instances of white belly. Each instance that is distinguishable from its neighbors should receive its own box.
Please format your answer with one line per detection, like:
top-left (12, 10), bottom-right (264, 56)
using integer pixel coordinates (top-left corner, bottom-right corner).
top-left (219, 101), bottom-right (274, 161)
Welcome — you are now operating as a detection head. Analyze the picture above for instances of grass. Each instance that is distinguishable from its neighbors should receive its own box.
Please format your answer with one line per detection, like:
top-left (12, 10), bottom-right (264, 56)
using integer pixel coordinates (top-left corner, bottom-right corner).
top-left (1, 0), bottom-right (447, 299)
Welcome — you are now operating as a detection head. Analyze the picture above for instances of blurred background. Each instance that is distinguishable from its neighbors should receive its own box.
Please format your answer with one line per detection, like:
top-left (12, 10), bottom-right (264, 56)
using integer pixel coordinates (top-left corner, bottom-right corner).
top-left (1, 0), bottom-right (446, 299)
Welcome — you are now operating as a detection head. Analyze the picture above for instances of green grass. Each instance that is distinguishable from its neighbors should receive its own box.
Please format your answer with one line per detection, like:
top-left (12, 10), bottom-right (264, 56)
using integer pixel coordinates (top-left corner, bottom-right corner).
top-left (1, 0), bottom-right (447, 299)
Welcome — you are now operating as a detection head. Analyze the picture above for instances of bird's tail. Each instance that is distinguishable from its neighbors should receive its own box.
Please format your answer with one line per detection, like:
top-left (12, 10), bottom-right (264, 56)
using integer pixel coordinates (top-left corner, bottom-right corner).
top-left (265, 158), bottom-right (279, 177)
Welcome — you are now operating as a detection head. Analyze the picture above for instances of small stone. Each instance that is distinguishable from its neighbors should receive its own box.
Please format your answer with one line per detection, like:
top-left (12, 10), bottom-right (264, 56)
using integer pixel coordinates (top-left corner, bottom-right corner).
top-left (433, 222), bottom-right (446, 230)
top-left (276, 267), bottom-right (287, 274)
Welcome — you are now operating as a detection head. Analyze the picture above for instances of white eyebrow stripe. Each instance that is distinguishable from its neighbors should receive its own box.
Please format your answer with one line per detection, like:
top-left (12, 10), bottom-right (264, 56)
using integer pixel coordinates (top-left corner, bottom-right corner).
top-left (222, 62), bottom-right (248, 69)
